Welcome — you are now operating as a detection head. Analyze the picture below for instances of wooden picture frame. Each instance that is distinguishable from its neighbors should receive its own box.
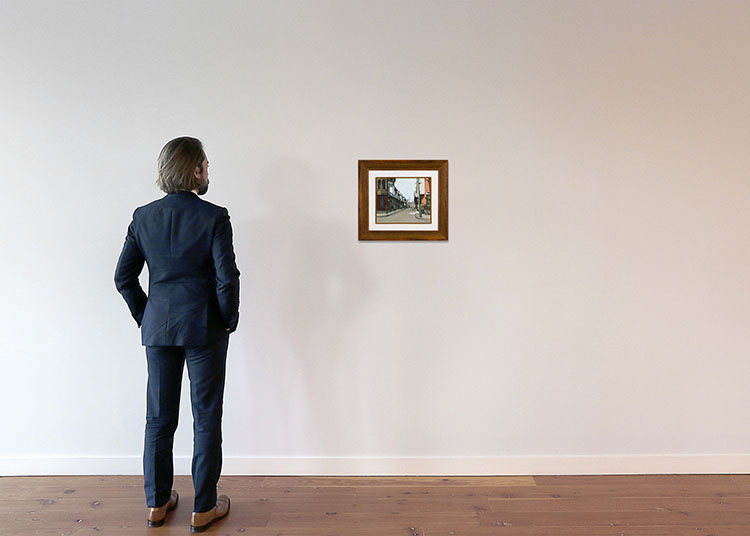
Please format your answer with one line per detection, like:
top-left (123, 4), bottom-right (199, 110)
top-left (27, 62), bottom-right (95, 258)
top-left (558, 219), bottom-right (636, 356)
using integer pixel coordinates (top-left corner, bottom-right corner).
top-left (358, 160), bottom-right (448, 241)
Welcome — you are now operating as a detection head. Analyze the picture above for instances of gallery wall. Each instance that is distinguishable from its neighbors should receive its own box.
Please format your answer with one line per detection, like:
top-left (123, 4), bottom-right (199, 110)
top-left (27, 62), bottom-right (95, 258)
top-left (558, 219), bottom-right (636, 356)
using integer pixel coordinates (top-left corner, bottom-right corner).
top-left (1, 0), bottom-right (748, 475)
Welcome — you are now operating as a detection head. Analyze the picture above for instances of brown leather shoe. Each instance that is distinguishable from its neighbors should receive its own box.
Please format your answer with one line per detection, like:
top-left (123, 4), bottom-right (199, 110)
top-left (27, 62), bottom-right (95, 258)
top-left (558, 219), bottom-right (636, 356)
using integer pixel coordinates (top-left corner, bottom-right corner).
top-left (190, 494), bottom-right (230, 533)
top-left (147, 489), bottom-right (179, 527)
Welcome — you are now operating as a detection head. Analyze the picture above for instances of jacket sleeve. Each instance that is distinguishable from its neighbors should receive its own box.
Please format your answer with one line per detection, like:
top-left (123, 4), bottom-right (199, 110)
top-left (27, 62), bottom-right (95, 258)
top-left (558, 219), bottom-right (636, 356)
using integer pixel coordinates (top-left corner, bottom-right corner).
top-left (114, 211), bottom-right (147, 327)
top-left (212, 207), bottom-right (241, 332)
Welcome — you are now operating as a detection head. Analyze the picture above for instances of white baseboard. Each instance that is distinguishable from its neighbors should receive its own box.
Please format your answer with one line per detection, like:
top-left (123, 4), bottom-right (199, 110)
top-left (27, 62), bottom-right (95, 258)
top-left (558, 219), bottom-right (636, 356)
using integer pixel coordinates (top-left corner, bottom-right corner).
top-left (2, 455), bottom-right (749, 476)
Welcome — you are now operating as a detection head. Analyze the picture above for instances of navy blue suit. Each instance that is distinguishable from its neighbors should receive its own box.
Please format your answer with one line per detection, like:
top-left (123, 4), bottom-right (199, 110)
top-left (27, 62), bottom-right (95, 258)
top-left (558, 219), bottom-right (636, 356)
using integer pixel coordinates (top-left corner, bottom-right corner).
top-left (115, 190), bottom-right (240, 345)
top-left (115, 190), bottom-right (240, 512)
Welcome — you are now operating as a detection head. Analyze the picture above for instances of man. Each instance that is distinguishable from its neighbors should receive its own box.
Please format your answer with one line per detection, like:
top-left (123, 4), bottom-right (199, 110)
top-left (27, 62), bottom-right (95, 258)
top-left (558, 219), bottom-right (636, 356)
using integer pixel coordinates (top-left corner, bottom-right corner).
top-left (115, 137), bottom-right (240, 532)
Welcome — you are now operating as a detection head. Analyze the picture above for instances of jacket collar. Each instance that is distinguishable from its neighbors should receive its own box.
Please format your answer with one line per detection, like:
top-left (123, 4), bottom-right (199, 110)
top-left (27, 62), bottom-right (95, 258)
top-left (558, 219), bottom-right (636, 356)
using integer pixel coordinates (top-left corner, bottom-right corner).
top-left (168, 190), bottom-right (197, 196)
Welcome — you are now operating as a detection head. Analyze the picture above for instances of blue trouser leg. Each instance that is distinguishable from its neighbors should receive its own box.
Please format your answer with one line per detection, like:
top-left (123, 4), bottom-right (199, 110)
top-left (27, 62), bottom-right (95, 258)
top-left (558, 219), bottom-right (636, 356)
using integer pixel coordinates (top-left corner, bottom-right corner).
top-left (186, 333), bottom-right (229, 513)
top-left (143, 345), bottom-right (185, 508)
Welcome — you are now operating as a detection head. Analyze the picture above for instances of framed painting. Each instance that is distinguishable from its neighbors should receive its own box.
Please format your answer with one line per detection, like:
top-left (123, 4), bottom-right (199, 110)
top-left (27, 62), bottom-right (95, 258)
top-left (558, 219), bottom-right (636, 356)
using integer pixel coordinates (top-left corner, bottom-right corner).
top-left (358, 160), bottom-right (448, 240)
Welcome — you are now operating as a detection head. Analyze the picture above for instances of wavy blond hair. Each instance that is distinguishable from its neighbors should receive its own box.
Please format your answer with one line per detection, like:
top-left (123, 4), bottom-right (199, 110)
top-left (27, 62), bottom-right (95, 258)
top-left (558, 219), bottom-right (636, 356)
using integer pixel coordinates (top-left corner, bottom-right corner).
top-left (156, 137), bottom-right (206, 193)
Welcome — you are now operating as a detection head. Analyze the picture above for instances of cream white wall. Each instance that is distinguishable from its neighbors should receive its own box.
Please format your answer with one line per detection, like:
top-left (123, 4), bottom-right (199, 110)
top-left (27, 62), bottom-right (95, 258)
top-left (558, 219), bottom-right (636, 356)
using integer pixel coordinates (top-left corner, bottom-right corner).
top-left (1, 0), bottom-right (748, 475)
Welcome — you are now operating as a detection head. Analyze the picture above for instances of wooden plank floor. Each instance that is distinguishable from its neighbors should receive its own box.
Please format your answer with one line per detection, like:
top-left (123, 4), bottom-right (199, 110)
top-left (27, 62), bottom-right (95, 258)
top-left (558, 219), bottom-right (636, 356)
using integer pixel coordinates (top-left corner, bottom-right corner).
top-left (1, 474), bottom-right (749, 535)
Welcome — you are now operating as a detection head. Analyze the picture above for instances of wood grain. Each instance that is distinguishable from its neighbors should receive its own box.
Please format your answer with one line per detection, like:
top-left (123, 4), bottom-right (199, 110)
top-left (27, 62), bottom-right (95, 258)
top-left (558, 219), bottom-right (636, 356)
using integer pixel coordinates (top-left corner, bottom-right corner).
top-left (1, 474), bottom-right (748, 535)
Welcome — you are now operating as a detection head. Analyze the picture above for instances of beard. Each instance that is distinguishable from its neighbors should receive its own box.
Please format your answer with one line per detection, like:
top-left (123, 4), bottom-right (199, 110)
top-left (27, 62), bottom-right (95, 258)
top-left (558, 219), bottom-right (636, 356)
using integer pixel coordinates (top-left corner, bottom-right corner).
top-left (197, 180), bottom-right (209, 195)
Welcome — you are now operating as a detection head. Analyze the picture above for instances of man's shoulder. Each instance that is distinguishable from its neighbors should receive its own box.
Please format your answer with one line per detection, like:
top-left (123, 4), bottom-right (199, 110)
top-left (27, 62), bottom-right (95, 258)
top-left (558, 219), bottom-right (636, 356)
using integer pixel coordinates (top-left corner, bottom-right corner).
top-left (195, 197), bottom-right (228, 213)
top-left (134, 196), bottom-right (165, 212)
top-left (130, 197), bottom-right (161, 220)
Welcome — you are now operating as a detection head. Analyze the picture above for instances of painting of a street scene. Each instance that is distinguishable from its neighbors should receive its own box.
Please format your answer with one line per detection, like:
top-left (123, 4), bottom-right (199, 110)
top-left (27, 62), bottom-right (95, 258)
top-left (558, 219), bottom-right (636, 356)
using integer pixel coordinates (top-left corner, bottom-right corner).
top-left (375, 177), bottom-right (431, 224)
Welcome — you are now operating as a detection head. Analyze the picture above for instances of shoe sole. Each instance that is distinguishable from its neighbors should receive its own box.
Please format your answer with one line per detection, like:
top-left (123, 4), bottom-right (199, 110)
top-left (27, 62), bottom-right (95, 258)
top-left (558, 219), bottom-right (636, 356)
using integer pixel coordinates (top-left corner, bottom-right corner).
top-left (190, 497), bottom-right (230, 533)
top-left (147, 492), bottom-right (179, 528)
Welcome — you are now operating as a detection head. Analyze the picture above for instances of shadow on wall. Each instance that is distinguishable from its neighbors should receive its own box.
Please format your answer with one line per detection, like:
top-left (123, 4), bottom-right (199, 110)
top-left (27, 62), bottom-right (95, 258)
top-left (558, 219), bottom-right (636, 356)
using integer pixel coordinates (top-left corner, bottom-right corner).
top-left (233, 158), bottom-right (373, 454)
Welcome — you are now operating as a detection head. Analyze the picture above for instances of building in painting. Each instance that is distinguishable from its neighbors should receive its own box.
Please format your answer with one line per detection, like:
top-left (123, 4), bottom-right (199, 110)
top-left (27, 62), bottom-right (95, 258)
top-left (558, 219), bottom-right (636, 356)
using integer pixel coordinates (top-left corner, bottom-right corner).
top-left (376, 178), bottom-right (407, 213)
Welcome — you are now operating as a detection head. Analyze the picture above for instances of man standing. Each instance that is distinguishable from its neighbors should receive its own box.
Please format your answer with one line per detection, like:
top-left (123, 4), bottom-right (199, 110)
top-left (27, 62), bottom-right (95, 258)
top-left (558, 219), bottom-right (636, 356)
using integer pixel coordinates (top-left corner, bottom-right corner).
top-left (115, 137), bottom-right (240, 532)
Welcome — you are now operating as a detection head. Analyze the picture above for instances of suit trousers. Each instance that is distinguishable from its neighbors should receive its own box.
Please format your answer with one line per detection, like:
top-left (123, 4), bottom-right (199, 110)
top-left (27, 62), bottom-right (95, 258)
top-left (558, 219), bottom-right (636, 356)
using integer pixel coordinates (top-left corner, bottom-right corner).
top-left (143, 332), bottom-right (229, 513)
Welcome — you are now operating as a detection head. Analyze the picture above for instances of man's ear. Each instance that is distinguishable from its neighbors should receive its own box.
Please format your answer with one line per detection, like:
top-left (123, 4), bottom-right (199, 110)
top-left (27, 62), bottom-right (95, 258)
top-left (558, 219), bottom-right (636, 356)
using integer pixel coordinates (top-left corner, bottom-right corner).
top-left (194, 165), bottom-right (202, 179)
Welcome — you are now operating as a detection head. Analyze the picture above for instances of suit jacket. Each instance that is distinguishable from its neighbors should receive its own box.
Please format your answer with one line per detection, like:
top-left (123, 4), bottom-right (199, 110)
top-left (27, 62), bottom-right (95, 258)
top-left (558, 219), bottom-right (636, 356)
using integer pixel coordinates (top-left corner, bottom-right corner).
top-left (115, 191), bottom-right (240, 346)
